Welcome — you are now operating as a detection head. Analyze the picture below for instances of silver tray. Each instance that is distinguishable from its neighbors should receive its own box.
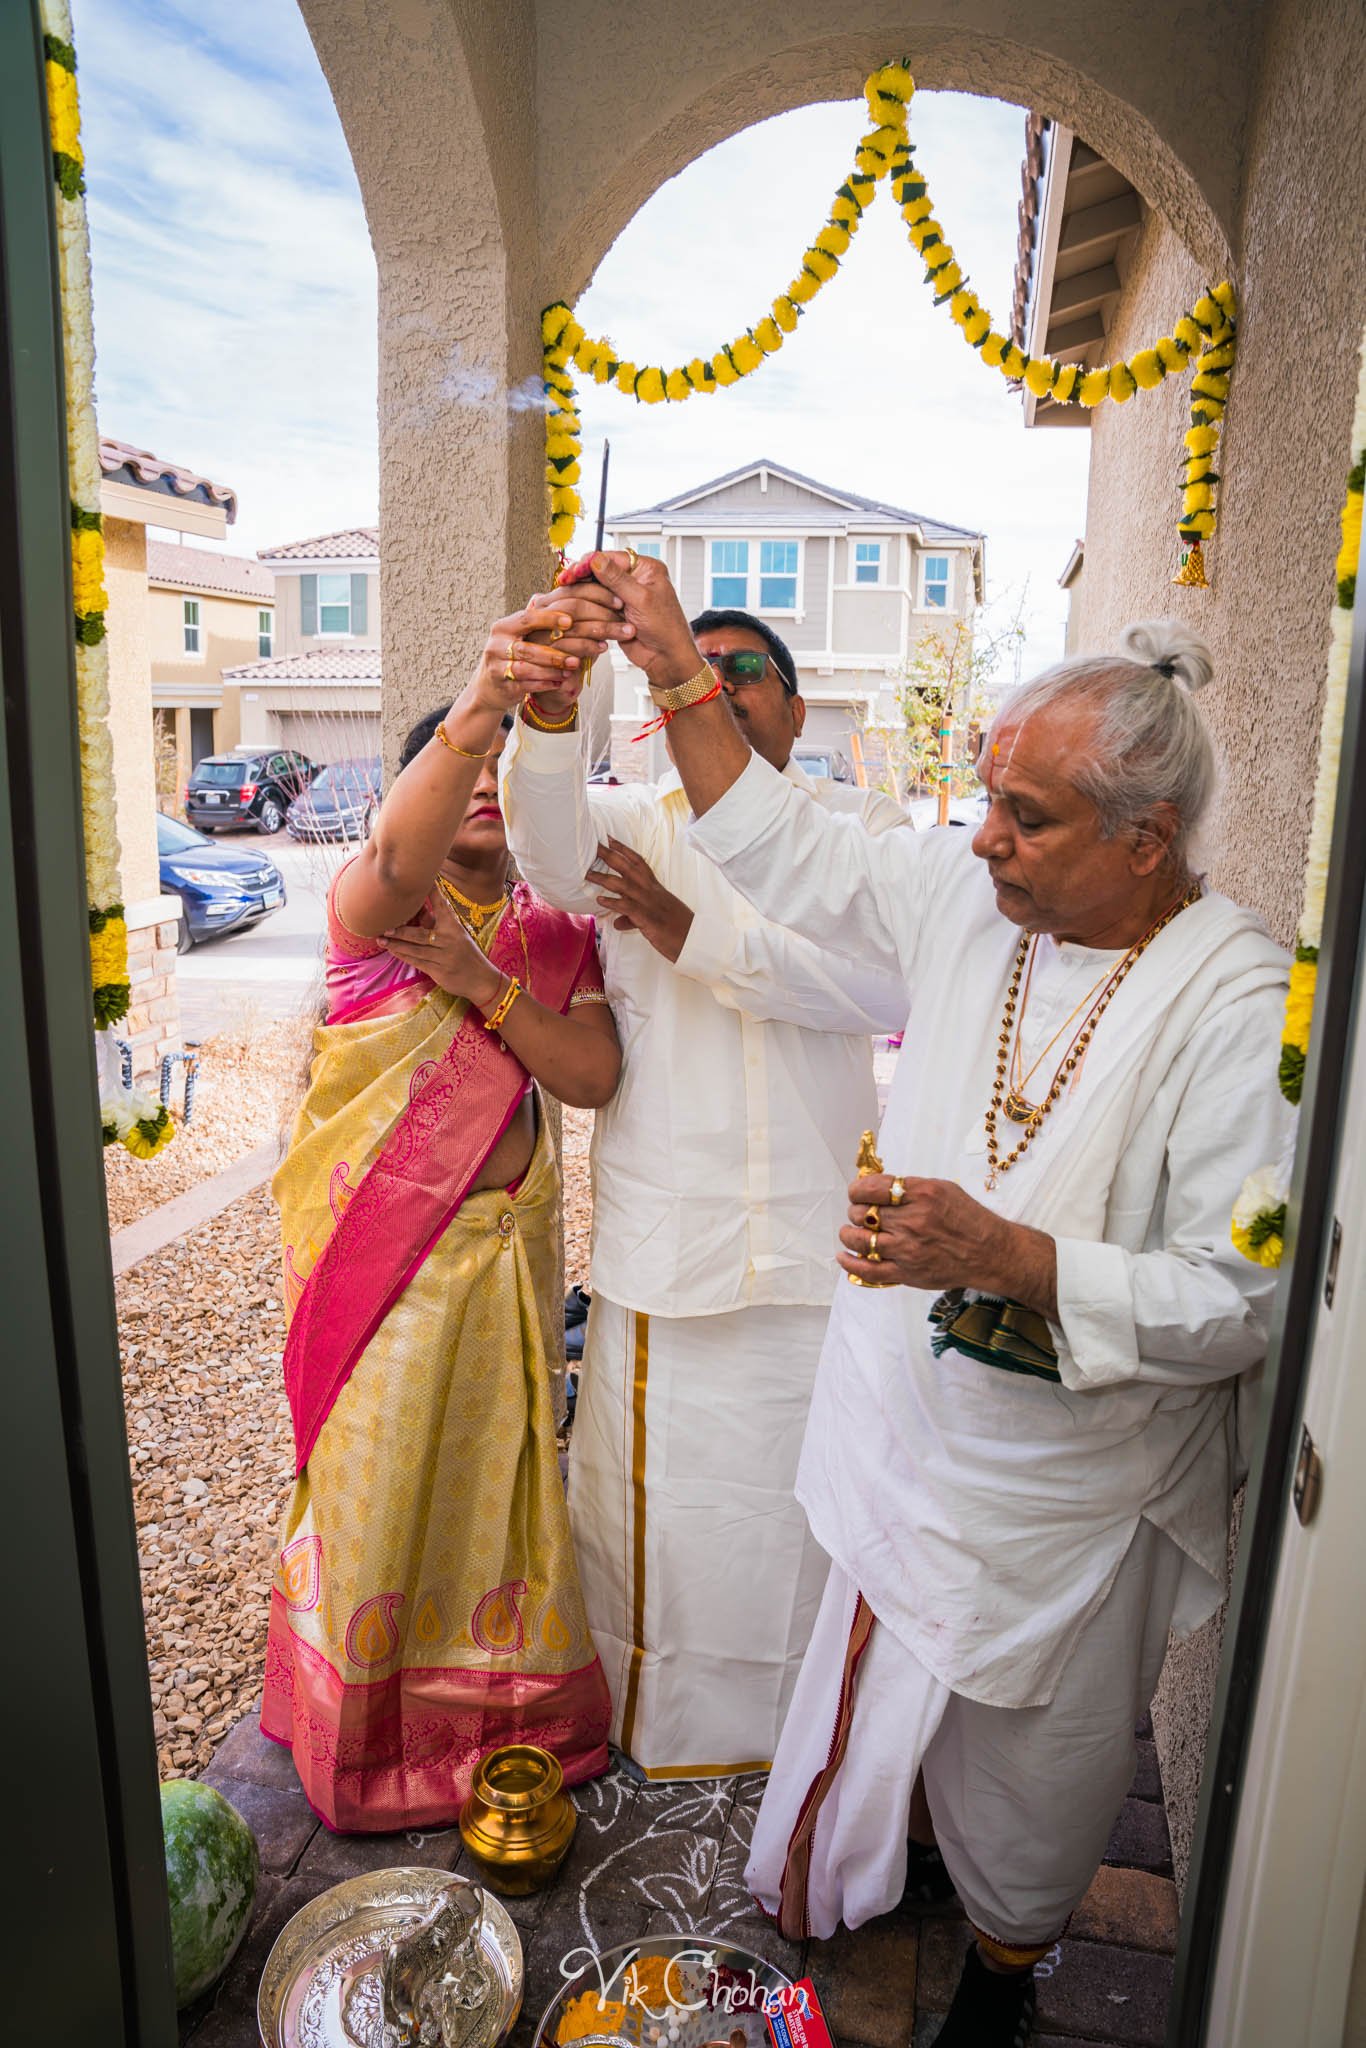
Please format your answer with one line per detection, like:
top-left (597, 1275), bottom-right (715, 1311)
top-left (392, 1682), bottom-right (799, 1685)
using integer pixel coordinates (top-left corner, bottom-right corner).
top-left (257, 1868), bottom-right (523, 2048)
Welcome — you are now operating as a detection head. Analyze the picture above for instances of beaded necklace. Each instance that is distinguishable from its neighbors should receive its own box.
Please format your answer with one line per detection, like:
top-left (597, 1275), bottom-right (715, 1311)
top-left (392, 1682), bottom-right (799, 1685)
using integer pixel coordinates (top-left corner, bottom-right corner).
top-left (984, 881), bottom-right (1201, 1191)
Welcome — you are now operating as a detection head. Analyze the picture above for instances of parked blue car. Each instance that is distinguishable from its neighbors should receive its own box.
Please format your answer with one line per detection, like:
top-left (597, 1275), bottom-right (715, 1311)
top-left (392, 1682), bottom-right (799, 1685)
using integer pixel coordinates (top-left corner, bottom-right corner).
top-left (157, 811), bottom-right (286, 952)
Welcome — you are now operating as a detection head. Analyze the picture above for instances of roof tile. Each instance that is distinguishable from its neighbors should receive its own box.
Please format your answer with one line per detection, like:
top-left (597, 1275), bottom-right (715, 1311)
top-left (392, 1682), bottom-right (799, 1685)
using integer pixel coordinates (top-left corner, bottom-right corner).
top-left (221, 647), bottom-right (382, 683)
top-left (258, 526), bottom-right (380, 562)
top-left (99, 438), bottom-right (237, 521)
top-left (147, 540), bottom-right (274, 600)
top-left (610, 457), bottom-right (983, 542)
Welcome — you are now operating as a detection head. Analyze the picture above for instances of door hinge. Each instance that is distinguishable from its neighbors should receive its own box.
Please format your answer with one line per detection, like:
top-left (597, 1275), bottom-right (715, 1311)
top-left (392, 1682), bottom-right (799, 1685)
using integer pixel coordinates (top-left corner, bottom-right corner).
top-left (1325, 1216), bottom-right (1342, 1307)
top-left (1293, 1425), bottom-right (1324, 1527)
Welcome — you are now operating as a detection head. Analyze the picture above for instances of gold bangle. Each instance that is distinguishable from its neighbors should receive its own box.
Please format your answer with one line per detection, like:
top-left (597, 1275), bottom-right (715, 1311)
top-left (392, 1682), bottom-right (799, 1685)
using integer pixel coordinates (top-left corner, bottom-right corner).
top-left (435, 721), bottom-right (493, 761)
top-left (648, 660), bottom-right (719, 714)
top-left (522, 699), bottom-right (579, 733)
top-left (482, 974), bottom-right (522, 1034)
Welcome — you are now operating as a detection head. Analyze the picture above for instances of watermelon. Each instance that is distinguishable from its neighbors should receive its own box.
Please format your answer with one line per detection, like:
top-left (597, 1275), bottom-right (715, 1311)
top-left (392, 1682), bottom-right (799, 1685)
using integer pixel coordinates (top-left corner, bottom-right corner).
top-left (160, 1779), bottom-right (259, 2005)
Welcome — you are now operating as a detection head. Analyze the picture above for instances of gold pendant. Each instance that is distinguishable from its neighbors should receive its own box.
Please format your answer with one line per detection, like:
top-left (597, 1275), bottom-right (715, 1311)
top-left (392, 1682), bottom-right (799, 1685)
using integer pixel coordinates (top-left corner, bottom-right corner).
top-left (1002, 1089), bottom-right (1040, 1126)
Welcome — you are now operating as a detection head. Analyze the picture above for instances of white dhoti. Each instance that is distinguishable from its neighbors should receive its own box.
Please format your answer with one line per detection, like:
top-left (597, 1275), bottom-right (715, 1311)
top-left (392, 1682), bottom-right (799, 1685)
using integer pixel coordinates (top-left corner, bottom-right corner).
top-left (747, 1519), bottom-right (1184, 1945)
top-left (568, 1293), bottom-right (831, 1778)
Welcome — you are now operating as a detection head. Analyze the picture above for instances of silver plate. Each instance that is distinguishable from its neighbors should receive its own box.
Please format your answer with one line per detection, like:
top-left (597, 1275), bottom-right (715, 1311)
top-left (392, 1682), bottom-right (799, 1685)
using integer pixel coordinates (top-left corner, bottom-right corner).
top-left (257, 1868), bottom-right (523, 2048)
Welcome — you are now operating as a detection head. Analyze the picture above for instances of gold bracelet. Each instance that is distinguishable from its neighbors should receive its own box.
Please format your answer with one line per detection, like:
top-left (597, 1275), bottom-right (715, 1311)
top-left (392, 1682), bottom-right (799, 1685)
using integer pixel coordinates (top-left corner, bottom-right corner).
top-left (481, 974), bottom-right (522, 1034)
top-left (522, 698), bottom-right (579, 733)
top-left (435, 721), bottom-right (494, 761)
top-left (648, 661), bottom-right (719, 714)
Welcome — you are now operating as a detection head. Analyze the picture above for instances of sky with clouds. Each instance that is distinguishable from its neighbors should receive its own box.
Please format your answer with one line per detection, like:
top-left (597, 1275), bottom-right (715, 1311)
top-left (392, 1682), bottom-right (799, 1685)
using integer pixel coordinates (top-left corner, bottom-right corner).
top-left (74, 0), bottom-right (1091, 682)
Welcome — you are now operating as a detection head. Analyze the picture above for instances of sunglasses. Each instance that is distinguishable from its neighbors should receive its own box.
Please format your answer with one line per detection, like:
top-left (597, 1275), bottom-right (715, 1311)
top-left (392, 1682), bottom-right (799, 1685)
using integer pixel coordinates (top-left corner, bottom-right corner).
top-left (703, 649), bottom-right (795, 692)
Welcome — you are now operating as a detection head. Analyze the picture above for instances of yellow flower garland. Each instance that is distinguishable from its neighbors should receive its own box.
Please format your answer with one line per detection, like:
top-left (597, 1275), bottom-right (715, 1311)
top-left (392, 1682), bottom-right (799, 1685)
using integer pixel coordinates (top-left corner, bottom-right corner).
top-left (543, 59), bottom-right (1238, 575)
top-left (1231, 318), bottom-right (1366, 1267)
top-left (42, 2), bottom-right (129, 1037)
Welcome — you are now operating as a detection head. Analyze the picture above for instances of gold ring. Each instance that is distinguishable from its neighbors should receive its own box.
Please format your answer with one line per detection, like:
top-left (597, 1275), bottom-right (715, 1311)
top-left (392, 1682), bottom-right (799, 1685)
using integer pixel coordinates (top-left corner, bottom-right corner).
top-left (867, 1230), bottom-right (881, 1261)
top-left (865, 1204), bottom-right (881, 1232)
top-left (426, 928), bottom-right (437, 946)
top-left (549, 626), bottom-right (564, 642)
top-left (625, 545), bottom-right (640, 572)
top-left (889, 1178), bottom-right (906, 1206)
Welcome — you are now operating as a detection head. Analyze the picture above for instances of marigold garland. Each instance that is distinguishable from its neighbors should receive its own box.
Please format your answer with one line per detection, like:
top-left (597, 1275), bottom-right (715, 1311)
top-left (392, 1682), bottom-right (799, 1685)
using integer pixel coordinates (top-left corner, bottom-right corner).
top-left (1231, 320), bottom-right (1366, 1266)
top-left (42, 3), bottom-right (168, 1158)
top-left (43, 2), bottom-right (127, 1040)
top-left (543, 59), bottom-right (1238, 577)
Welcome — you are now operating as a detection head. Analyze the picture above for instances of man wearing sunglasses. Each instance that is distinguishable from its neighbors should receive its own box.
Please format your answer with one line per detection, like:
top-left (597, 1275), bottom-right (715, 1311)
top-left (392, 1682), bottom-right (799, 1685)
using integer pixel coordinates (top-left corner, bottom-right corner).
top-left (498, 573), bottom-right (909, 1786)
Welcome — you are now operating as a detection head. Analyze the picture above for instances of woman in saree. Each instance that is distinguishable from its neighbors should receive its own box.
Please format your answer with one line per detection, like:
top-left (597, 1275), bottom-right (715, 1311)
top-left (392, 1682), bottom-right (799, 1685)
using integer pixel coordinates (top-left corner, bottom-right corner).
top-left (262, 600), bottom-right (623, 1831)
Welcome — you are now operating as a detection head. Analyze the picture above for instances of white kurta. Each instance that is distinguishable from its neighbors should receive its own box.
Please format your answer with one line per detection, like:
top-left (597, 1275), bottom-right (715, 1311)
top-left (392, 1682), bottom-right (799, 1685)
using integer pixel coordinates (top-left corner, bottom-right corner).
top-left (690, 756), bottom-right (1292, 1707)
top-left (500, 726), bottom-right (911, 1773)
top-left (501, 721), bottom-right (910, 1318)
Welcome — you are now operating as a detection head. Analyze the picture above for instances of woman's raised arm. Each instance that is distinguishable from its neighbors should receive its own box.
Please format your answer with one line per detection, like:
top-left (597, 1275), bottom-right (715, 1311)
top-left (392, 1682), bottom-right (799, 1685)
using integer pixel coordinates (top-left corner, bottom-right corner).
top-left (336, 591), bottom-right (622, 937)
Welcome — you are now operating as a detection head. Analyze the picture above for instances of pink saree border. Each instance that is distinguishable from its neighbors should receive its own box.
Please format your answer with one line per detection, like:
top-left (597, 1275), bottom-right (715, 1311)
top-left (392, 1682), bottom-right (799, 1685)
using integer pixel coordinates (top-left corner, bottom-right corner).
top-left (282, 886), bottom-right (595, 1473)
top-left (262, 1590), bottom-right (611, 1832)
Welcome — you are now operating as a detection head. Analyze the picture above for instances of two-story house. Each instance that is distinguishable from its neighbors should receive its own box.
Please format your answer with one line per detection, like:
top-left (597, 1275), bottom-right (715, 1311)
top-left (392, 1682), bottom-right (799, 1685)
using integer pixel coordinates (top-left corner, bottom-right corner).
top-left (603, 458), bottom-right (985, 780)
top-left (148, 542), bottom-right (274, 798)
top-left (221, 526), bottom-right (382, 763)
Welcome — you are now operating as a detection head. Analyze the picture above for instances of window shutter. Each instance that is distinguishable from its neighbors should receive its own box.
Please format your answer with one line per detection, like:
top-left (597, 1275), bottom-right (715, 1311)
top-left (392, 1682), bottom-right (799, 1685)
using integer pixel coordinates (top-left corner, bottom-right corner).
top-left (300, 573), bottom-right (317, 635)
top-left (350, 573), bottom-right (368, 635)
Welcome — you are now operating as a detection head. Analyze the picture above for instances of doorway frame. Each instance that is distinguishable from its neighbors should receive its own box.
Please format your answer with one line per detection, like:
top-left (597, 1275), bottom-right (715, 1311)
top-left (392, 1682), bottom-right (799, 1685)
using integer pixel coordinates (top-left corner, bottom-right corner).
top-left (2, 4), bottom-right (177, 2039)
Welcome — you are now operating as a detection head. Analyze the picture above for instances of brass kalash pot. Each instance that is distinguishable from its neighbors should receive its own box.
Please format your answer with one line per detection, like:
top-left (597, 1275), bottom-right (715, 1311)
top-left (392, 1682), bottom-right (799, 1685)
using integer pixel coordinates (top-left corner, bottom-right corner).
top-left (458, 1745), bottom-right (577, 1897)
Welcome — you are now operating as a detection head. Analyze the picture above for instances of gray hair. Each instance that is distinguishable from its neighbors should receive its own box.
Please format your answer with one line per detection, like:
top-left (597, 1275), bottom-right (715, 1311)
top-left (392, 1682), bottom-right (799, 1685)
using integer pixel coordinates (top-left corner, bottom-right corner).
top-left (988, 619), bottom-right (1216, 866)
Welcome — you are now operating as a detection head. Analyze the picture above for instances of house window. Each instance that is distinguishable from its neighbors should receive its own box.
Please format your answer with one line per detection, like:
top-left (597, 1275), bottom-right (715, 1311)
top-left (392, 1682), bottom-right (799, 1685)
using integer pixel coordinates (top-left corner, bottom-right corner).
top-left (258, 609), bottom-right (273, 659)
top-left (923, 554), bottom-right (951, 608)
top-left (633, 540), bottom-right (662, 559)
top-left (710, 539), bottom-right (749, 607)
top-left (759, 540), bottom-right (798, 611)
top-left (182, 597), bottom-right (201, 655)
top-left (318, 572), bottom-right (352, 634)
top-left (854, 541), bottom-right (882, 584)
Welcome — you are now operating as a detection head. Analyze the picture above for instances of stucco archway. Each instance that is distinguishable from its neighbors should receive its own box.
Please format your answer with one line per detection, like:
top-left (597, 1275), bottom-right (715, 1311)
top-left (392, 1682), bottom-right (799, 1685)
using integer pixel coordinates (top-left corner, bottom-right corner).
top-left (297, 0), bottom-right (1254, 753)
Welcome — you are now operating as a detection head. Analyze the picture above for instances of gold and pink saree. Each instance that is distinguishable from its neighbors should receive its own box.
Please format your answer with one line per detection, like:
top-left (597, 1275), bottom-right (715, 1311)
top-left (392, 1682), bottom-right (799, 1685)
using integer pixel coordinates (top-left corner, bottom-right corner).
top-left (261, 877), bottom-right (612, 1831)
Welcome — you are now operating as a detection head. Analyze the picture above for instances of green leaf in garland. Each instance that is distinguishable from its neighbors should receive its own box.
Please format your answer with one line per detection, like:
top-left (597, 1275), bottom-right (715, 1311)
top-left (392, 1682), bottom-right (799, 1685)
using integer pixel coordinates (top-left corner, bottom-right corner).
top-left (54, 152), bottom-right (86, 201)
top-left (93, 980), bottom-right (131, 1027)
top-left (1247, 1204), bottom-right (1287, 1251)
top-left (1279, 1041), bottom-right (1305, 1104)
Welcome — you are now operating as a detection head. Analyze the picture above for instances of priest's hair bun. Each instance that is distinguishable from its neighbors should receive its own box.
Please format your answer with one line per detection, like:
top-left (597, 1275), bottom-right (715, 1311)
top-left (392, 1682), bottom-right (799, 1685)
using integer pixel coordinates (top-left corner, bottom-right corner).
top-left (1118, 619), bottom-right (1214, 695)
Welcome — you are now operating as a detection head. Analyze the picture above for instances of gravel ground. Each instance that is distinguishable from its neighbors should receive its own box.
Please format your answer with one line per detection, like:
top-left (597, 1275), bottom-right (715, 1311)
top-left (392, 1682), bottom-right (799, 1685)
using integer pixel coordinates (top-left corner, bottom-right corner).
top-left (105, 1018), bottom-right (311, 1233)
top-left (119, 1182), bottom-right (293, 1779)
top-left (561, 1103), bottom-right (594, 1286)
top-left (120, 1100), bottom-right (598, 1780)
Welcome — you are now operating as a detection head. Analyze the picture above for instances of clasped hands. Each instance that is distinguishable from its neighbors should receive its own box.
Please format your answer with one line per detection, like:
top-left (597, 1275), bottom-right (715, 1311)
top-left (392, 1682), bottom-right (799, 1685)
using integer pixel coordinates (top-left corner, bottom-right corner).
top-left (839, 1170), bottom-right (1059, 1319)
top-left (474, 549), bottom-right (709, 726)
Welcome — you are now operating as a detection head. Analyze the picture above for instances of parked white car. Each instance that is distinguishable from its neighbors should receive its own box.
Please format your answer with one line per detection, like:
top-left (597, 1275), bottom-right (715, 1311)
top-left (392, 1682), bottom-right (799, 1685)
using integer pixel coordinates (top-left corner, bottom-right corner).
top-left (908, 792), bottom-right (988, 830)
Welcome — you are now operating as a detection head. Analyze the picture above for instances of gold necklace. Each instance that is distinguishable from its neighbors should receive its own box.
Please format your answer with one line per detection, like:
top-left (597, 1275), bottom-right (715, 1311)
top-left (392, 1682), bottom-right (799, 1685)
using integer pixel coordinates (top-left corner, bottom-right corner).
top-left (984, 881), bottom-right (1201, 1191)
top-left (1006, 948), bottom-right (1119, 1122)
top-left (435, 872), bottom-right (509, 935)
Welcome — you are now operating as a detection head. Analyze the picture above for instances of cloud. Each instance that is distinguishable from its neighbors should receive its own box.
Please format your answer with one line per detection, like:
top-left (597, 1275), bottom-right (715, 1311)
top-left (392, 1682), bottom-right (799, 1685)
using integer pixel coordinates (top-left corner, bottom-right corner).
top-left (73, 0), bottom-right (379, 555)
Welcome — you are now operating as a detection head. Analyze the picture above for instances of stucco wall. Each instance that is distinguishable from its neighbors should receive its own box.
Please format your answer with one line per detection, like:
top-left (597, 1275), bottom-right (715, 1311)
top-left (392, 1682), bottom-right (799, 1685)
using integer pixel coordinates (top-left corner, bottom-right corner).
top-left (1064, 0), bottom-right (1366, 1888)
top-left (102, 517), bottom-right (160, 906)
top-left (149, 585), bottom-right (266, 689)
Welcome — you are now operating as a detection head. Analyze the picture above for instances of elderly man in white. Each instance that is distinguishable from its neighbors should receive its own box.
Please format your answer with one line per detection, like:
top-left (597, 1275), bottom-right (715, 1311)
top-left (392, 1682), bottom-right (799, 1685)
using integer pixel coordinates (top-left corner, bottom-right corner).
top-left (561, 549), bottom-right (1290, 2048)
top-left (499, 588), bottom-right (909, 1783)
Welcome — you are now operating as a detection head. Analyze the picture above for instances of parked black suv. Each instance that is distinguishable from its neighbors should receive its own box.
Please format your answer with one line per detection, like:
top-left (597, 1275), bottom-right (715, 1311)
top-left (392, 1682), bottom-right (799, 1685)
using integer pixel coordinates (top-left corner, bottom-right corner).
top-left (185, 748), bottom-right (317, 835)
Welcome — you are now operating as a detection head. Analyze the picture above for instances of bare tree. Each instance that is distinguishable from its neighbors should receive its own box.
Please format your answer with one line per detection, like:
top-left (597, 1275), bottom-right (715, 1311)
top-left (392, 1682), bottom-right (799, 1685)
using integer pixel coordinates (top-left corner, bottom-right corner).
top-left (865, 589), bottom-right (1028, 813)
